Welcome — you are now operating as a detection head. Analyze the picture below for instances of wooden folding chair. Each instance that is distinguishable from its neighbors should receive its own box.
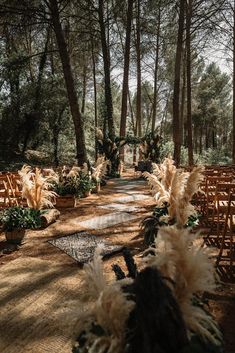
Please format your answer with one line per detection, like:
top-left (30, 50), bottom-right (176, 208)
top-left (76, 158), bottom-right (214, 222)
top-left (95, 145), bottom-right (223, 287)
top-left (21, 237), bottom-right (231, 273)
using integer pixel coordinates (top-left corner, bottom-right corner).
top-left (0, 175), bottom-right (12, 208)
top-left (216, 192), bottom-right (235, 268)
top-left (211, 183), bottom-right (235, 238)
top-left (204, 176), bottom-right (233, 219)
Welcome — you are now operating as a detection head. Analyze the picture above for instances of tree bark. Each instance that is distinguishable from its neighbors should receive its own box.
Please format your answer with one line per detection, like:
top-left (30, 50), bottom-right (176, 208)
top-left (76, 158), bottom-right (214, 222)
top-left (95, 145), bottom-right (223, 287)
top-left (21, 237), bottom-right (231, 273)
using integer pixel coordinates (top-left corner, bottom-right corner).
top-left (233, 0), bottom-right (235, 163)
top-left (152, 2), bottom-right (161, 134)
top-left (52, 105), bottom-right (66, 167)
top-left (186, 0), bottom-right (194, 166)
top-left (22, 28), bottom-right (50, 154)
top-left (199, 125), bottom-right (203, 154)
top-left (173, 0), bottom-right (185, 166)
top-left (91, 37), bottom-right (98, 160)
top-left (81, 62), bottom-right (87, 115)
top-left (136, 0), bottom-right (142, 159)
top-left (98, 0), bottom-right (115, 140)
top-left (49, 0), bottom-right (87, 165)
top-left (119, 0), bottom-right (134, 161)
top-left (180, 47), bottom-right (186, 146)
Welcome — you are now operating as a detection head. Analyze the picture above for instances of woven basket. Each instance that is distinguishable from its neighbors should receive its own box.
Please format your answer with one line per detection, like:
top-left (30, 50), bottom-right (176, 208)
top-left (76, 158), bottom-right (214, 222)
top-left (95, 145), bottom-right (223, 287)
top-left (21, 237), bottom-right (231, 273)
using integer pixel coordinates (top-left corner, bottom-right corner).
top-left (56, 195), bottom-right (76, 208)
top-left (5, 229), bottom-right (26, 244)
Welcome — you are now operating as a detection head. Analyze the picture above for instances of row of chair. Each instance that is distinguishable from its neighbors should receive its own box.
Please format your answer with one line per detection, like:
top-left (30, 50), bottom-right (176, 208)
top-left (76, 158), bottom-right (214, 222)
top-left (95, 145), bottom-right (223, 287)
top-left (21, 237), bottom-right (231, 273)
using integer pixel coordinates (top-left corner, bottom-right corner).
top-left (0, 173), bottom-right (24, 208)
top-left (194, 172), bottom-right (235, 269)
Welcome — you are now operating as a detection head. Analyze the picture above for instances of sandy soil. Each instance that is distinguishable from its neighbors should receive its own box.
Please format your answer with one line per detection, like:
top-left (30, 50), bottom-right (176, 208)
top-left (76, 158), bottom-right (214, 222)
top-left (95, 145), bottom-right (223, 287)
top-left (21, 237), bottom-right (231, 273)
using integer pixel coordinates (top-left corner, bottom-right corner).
top-left (0, 170), bottom-right (234, 353)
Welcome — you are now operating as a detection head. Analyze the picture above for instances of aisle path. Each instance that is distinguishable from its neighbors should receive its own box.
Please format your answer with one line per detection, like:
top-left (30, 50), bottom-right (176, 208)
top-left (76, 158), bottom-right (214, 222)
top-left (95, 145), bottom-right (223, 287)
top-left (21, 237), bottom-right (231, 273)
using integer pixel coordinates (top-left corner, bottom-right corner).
top-left (0, 174), bottom-right (154, 353)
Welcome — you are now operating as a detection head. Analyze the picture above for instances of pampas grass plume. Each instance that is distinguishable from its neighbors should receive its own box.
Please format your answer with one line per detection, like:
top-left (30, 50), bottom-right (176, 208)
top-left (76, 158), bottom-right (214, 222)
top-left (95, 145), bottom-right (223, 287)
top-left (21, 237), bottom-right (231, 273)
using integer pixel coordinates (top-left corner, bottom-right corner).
top-left (145, 225), bottom-right (221, 345)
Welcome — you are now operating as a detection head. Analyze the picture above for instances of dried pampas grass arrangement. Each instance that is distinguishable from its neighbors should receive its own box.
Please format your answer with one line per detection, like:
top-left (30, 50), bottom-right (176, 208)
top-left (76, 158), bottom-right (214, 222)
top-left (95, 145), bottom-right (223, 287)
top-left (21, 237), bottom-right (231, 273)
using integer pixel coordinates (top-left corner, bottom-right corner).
top-left (143, 171), bottom-right (169, 204)
top-left (19, 165), bottom-right (57, 210)
top-left (161, 156), bottom-right (177, 190)
top-left (144, 158), bottom-right (204, 227)
top-left (92, 157), bottom-right (109, 182)
top-left (174, 166), bottom-right (204, 227)
top-left (145, 225), bottom-right (221, 345)
top-left (74, 248), bottom-right (134, 353)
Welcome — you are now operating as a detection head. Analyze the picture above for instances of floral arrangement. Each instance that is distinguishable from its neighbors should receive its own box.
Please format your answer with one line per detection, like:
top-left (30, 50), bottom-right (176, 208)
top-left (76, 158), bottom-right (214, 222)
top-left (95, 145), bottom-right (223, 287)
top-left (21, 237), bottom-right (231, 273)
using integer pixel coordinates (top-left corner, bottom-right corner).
top-left (53, 165), bottom-right (95, 198)
top-left (72, 240), bottom-right (223, 353)
top-left (18, 165), bottom-right (58, 210)
top-left (141, 157), bottom-right (204, 245)
top-left (0, 206), bottom-right (42, 231)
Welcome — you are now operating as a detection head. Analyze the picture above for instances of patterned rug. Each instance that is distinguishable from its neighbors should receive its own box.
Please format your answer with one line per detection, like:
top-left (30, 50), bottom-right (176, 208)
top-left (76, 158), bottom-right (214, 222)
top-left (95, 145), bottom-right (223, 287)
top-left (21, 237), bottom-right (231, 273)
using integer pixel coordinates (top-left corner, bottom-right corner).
top-left (48, 232), bottom-right (123, 263)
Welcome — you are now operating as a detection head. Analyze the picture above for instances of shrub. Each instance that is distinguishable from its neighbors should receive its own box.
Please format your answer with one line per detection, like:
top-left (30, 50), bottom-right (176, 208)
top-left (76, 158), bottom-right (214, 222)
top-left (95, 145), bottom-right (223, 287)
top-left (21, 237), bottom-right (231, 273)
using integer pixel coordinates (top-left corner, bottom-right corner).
top-left (0, 206), bottom-right (42, 231)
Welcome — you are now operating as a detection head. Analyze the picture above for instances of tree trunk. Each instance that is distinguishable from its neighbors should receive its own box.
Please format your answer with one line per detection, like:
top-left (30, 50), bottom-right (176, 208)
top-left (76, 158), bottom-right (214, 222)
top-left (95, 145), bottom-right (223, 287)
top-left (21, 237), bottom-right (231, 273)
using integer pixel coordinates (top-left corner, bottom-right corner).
top-left (233, 0), bottom-right (235, 163)
top-left (136, 0), bottom-right (142, 159)
top-left (205, 124), bottom-right (209, 149)
top-left (199, 126), bottom-right (203, 154)
top-left (49, 0), bottom-right (87, 165)
top-left (172, 0), bottom-right (185, 166)
top-left (22, 28), bottom-right (50, 154)
top-left (180, 48), bottom-right (186, 146)
top-left (186, 0), bottom-right (193, 166)
top-left (152, 2), bottom-right (161, 134)
top-left (91, 37), bottom-right (98, 160)
top-left (52, 106), bottom-right (65, 167)
top-left (81, 63), bottom-right (87, 115)
top-left (98, 0), bottom-right (115, 140)
top-left (119, 0), bottom-right (134, 161)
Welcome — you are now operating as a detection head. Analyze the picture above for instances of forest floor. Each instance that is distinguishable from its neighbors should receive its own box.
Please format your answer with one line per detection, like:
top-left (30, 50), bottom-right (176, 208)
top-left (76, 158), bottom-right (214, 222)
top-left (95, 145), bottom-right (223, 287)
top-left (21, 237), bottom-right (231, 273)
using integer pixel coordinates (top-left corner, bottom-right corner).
top-left (0, 170), bottom-right (234, 353)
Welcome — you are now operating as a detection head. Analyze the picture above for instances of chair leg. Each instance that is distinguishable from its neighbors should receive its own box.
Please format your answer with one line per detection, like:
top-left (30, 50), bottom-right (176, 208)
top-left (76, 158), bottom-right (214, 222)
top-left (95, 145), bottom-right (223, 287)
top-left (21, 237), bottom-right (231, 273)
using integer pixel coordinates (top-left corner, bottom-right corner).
top-left (216, 221), bottom-right (228, 266)
top-left (229, 231), bottom-right (234, 269)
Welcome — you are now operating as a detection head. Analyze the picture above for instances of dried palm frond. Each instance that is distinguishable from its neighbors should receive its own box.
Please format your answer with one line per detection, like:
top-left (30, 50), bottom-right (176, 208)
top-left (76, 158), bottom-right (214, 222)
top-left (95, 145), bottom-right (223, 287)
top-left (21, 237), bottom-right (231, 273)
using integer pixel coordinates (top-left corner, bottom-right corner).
top-left (145, 226), bottom-right (221, 345)
top-left (19, 165), bottom-right (57, 209)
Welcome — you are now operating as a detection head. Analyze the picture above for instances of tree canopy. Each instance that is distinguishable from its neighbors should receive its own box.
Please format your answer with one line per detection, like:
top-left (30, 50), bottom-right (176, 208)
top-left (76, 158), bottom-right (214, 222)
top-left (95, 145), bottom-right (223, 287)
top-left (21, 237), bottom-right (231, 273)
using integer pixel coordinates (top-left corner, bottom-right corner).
top-left (0, 0), bottom-right (234, 167)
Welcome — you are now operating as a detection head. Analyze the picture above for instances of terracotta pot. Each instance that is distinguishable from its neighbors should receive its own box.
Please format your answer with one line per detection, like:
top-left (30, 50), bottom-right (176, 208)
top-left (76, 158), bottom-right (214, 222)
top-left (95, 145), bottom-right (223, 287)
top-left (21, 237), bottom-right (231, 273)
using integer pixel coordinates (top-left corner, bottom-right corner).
top-left (83, 190), bottom-right (91, 197)
top-left (56, 195), bottom-right (76, 208)
top-left (5, 229), bottom-right (26, 244)
top-left (92, 183), bottom-right (101, 194)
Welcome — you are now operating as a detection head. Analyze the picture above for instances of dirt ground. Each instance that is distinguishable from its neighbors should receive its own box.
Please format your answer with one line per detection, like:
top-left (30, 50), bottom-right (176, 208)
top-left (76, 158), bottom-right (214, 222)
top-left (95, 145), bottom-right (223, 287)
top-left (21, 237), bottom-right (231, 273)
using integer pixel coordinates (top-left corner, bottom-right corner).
top-left (0, 170), bottom-right (234, 353)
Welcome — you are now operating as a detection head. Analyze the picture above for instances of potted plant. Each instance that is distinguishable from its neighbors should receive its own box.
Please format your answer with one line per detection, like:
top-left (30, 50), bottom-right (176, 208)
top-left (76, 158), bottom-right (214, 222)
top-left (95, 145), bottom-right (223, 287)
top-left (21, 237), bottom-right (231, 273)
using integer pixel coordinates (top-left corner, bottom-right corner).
top-left (0, 206), bottom-right (42, 244)
top-left (79, 175), bottom-right (95, 197)
top-left (91, 177), bottom-right (101, 193)
top-left (53, 176), bottom-right (80, 207)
